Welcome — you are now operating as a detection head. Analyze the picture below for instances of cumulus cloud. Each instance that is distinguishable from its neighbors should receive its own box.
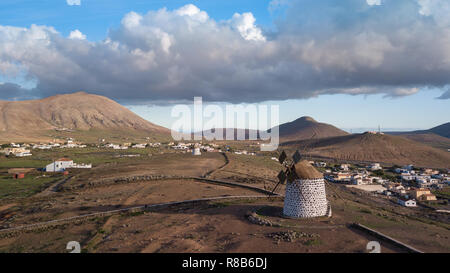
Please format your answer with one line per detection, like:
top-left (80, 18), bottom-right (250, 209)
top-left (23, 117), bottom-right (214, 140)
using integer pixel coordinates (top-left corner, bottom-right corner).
top-left (417, 0), bottom-right (450, 27)
top-left (0, 2), bottom-right (450, 102)
top-left (66, 0), bottom-right (81, 6)
top-left (69, 29), bottom-right (86, 40)
top-left (366, 0), bottom-right (381, 6)
top-left (230, 13), bottom-right (266, 41)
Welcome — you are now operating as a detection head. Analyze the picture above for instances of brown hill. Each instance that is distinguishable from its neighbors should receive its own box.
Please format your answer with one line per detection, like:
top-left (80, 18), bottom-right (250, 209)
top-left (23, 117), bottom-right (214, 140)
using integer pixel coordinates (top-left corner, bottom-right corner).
top-left (271, 116), bottom-right (349, 142)
top-left (425, 122), bottom-right (450, 138)
top-left (386, 122), bottom-right (450, 150)
top-left (0, 92), bottom-right (170, 142)
top-left (392, 133), bottom-right (450, 151)
top-left (281, 132), bottom-right (450, 169)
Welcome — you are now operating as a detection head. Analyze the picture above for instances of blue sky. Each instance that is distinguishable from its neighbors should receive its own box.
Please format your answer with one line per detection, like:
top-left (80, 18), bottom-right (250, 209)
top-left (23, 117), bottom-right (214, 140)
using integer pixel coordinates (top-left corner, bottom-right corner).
top-left (0, 0), bottom-right (448, 131)
top-left (128, 89), bottom-right (449, 132)
top-left (0, 0), bottom-right (274, 41)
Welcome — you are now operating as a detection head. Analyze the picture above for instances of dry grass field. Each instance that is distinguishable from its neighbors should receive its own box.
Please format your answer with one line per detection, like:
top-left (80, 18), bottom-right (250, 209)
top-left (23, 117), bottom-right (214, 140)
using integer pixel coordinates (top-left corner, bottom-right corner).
top-left (0, 150), bottom-right (448, 253)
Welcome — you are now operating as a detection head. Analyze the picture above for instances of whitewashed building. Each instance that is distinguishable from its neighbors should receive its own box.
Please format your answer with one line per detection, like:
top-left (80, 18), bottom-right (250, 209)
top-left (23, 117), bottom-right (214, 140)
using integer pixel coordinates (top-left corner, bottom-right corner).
top-left (46, 158), bottom-right (74, 172)
top-left (368, 163), bottom-right (382, 171)
top-left (15, 152), bottom-right (32, 157)
top-left (45, 158), bottom-right (92, 172)
top-left (397, 198), bottom-right (417, 207)
top-left (132, 144), bottom-right (147, 149)
top-left (193, 147), bottom-right (201, 156)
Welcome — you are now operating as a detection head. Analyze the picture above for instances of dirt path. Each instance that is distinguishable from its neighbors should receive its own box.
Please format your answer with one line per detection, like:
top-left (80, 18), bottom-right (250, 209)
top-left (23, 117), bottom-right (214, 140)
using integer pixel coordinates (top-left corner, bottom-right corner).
top-left (204, 153), bottom-right (229, 178)
top-left (34, 176), bottom-right (73, 197)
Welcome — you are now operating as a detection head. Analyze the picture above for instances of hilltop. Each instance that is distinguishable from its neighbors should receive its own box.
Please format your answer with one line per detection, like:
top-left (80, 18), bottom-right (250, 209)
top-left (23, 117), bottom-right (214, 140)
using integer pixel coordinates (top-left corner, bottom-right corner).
top-left (281, 132), bottom-right (450, 169)
top-left (270, 116), bottom-right (349, 142)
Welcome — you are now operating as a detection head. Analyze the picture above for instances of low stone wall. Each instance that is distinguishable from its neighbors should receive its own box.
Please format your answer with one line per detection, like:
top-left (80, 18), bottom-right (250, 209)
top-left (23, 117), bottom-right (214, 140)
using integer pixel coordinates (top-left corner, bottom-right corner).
top-left (351, 223), bottom-right (424, 253)
top-left (62, 175), bottom-right (188, 191)
top-left (0, 195), bottom-right (283, 238)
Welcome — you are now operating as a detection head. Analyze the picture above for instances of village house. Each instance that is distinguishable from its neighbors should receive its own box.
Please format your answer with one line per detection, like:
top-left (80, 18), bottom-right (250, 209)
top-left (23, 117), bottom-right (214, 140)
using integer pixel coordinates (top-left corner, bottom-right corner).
top-left (423, 169), bottom-right (439, 175)
top-left (332, 172), bottom-right (352, 182)
top-left (132, 144), bottom-right (147, 149)
top-left (314, 162), bottom-right (327, 168)
top-left (397, 198), bottom-right (417, 207)
top-left (410, 188), bottom-right (437, 201)
top-left (172, 143), bottom-right (191, 150)
top-left (401, 173), bottom-right (415, 181)
top-left (15, 151), bottom-right (32, 157)
top-left (392, 185), bottom-right (407, 195)
top-left (45, 158), bottom-right (92, 172)
top-left (368, 163), bottom-right (382, 171)
top-left (1, 147), bottom-right (32, 157)
top-left (2, 147), bottom-right (28, 155)
top-left (45, 158), bottom-right (74, 172)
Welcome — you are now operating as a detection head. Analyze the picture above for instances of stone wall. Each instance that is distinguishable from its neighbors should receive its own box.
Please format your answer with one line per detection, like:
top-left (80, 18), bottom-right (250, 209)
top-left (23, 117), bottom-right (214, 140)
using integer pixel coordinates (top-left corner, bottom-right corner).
top-left (283, 178), bottom-right (328, 218)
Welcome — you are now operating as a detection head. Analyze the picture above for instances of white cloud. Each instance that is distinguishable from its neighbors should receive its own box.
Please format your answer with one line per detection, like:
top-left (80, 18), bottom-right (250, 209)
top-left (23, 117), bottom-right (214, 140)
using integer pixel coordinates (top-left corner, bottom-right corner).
top-left (1, 3), bottom-right (450, 102)
top-left (175, 4), bottom-right (209, 22)
top-left (417, 0), bottom-right (450, 27)
top-left (122, 11), bottom-right (142, 28)
top-left (366, 0), bottom-right (381, 6)
top-left (69, 29), bottom-right (86, 40)
top-left (66, 0), bottom-right (81, 6)
top-left (231, 13), bottom-right (266, 42)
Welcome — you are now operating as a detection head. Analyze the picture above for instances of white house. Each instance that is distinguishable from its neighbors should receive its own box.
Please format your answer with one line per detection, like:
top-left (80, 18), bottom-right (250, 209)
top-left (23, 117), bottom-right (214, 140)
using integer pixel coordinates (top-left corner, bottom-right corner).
top-left (368, 163), bottom-right (382, 171)
top-left (46, 158), bottom-right (74, 172)
top-left (132, 144), bottom-right (147, 149)
top-left (397, 198), bottom-right (417, 207)
top-left (15, 152), bottom-right (32, 157)
top-left (193, 147), bottom-right (201, 156)
top-left (314, 162), bottom-right (327, 168)
top-left (45, 158), bottom-right (91, 172)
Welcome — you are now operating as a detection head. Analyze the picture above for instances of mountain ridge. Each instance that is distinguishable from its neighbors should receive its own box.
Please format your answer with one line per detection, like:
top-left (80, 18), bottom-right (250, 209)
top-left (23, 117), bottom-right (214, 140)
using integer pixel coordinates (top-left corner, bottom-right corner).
top-left (281, 132), bottom-right (450, 169)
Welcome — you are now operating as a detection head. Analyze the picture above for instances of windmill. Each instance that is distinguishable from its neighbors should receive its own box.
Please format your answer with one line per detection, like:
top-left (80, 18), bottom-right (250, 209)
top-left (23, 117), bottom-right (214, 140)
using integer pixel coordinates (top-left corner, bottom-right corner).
top-left (272, 149), bottom-right (331, 218)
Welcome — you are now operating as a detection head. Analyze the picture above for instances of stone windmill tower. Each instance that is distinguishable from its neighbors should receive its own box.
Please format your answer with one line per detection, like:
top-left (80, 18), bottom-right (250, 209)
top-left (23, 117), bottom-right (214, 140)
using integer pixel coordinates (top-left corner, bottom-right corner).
top-left (274, 151), bottom-right (331, 218)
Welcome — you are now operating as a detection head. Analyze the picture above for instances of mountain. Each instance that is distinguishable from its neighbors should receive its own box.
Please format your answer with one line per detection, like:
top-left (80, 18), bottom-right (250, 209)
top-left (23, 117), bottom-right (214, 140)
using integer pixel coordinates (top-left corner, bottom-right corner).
top-left (195, 116), bottom-right (348, 142)
top-left (272, 116), bottom-right (349, 142)
top-left (427, 122), bottom-right (450, 138)
top-left (386, 122), bottom-right (450, 150)
top-left (387, 122), bottom-right (450, 138)
top-left (387, 133), bottom-right (450, 151)
top-left (0, 92), bottom-right (170, 142)
top-left (281, 132), bottom-right (450, 169)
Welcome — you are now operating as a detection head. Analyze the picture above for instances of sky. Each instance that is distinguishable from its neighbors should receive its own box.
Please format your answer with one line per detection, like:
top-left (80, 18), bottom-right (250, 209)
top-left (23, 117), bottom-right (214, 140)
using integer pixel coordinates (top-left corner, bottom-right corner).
top-left (0, 0), bottom-right (449, 131)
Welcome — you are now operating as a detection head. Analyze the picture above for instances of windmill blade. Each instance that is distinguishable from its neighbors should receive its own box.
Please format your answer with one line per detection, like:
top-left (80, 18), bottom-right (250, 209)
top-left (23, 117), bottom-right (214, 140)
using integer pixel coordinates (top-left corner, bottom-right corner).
top-left (278, 151), bottom-right (287, 165)
top-left (277, 170), bottom-right (287, 185)
top-left (292, 150), bottom-right (301, 164)
top-left (270, 181), bottom-right (282, 195)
